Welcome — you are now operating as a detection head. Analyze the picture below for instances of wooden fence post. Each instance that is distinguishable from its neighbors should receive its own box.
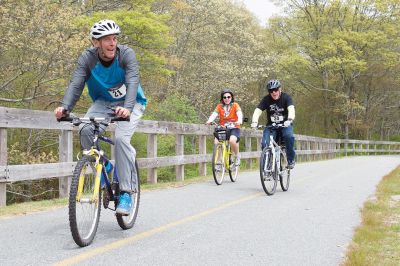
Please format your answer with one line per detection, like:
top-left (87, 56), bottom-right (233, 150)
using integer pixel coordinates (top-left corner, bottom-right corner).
top-left (176, 134), bottom-right (184, 181)
top-left (245, 137), bottom-right (252, 169)
top-left (147, 134), bottom-right (157, 184)
top-left (59, 130), bottom-right (73, 198)
top-left (199, 135), bottom-right (207, 176)
top-left (0, 128), bottom-right (7, 206)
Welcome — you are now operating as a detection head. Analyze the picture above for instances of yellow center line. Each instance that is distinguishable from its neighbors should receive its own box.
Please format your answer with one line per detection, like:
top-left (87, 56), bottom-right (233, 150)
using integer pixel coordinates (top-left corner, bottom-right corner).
top-left (54, 192), bottom-right (264, 266)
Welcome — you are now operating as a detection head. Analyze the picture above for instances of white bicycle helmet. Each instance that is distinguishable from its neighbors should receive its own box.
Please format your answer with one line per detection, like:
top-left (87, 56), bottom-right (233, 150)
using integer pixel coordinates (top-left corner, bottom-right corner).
top-left (90, 19), bottom-right (121, 39)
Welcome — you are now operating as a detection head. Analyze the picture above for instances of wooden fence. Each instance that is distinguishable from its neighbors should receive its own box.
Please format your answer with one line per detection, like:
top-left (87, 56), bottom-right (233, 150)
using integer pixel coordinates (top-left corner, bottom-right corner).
top-left (0, 106), bottom-right (399, 206)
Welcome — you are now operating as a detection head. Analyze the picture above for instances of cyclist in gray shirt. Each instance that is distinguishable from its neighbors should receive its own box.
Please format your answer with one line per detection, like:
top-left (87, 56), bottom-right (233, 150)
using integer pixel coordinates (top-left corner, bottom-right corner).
top-left (54, 19), bottom-right (147, 215)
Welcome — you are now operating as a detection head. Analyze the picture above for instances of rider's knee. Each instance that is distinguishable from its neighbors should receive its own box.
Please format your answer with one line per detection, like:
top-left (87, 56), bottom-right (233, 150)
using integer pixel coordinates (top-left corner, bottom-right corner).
top-left (115, 136), bottom-right (130, 147)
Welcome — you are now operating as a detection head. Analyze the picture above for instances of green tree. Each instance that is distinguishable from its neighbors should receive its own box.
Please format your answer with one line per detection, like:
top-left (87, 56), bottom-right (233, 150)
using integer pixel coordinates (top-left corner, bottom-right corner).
top-left (265, 0), bottom-right (400, 139)
top-left (153, 0), bottom-right (271, 118)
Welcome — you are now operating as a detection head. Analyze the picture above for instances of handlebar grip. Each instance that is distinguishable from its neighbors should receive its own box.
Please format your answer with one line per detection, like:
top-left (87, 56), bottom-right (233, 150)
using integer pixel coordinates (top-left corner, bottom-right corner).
top-left (111, 117), bottom-right (130, 122)
top-left (57, 117), bottom-right (73, 122)
top-left (56, 109), bottom-right (72, 122)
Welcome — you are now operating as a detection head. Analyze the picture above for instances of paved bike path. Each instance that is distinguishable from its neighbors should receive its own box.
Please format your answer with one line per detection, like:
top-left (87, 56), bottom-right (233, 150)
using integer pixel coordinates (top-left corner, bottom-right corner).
top-left (0, 156), bottom-right (399, 266)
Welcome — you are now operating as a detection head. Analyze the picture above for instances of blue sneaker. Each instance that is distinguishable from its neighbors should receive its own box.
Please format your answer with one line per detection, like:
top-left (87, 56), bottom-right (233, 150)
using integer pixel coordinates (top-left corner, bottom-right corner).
top-left (116, 192), bottom-right (132, 216)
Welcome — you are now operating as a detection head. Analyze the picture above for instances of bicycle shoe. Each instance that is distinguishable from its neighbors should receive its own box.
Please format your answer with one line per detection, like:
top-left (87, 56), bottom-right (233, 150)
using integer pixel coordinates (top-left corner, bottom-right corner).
top-left (116, 192), bottom-right (132, 216)
top-left (288, 161), bottom-right (295, 169)
top-left (235, 157), bottom-right (241, 166)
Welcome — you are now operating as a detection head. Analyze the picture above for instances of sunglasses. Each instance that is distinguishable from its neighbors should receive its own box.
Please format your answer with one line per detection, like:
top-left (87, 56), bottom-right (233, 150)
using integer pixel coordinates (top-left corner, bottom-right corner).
top-left (269, 88), bottom-right (280, 93)
top-left (223, 96), bottom-right (231, 99)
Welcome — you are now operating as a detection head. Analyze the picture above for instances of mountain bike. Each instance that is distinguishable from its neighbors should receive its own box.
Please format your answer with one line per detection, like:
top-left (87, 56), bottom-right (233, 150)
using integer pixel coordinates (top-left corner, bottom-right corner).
top-left (258, 123), bottom-right (290, 195)
top-left (58, 115), bottom-right (140, 247)
top-left (211, 122), bottom-right (239, 185)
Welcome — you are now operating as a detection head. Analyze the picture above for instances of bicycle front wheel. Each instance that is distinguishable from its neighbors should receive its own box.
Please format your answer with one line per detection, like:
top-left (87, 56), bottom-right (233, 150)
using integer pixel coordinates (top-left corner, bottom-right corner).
top-left (279, 148), bottom-right (290, 191)
top-left (69, 155), bottom-right (101, 247)
top-left (212, 144), bottom-right (225, 185)
top-left (228, 152), bottom-right (239, 182)
top-left (260, 147), bottom-right (277, 195)
top-left (117, 160), bottom-right (141, 229)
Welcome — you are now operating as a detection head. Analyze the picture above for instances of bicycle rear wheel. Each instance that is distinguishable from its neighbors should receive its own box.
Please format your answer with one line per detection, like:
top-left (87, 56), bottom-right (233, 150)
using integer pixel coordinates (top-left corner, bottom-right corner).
top-left (279, 148), bottom-right (290, 191)
top-left (69, 155), bottom-right (101, 247)
top-left (117, 160), bottom-right (141, 229)
top-left (212, 144), bottom-right (225, 185)
top-left (260, 147), bottom-right (277, 195)
top-left (228, 152), bottom-right (239, 182)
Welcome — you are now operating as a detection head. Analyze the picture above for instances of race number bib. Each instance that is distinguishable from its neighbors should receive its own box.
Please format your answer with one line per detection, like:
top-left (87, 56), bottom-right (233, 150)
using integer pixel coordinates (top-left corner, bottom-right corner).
top-left (107, 84), bottom-right (127, 99)
top-left (271, 114), bottom-right (284, 122)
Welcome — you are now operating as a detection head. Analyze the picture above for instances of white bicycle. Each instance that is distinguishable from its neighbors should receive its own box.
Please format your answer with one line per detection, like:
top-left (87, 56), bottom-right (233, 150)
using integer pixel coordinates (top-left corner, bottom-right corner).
top-left (258, 123), bottom-right (291, 195)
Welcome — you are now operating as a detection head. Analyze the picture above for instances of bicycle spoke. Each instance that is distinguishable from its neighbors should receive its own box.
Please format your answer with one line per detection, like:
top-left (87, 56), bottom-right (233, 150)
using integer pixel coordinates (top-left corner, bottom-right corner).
top-left (212, 144), bottom-right (225, 185)
top-left (279, 148), bottom-right (290, 191)
top-left (260, 148), bottom-right (277, 195)
top-left (229, 152), bottom-right (239, 182)
top-left (69, 155), bottom-right (101, 247)
top-left (117, 161), bottom-right (140, 229)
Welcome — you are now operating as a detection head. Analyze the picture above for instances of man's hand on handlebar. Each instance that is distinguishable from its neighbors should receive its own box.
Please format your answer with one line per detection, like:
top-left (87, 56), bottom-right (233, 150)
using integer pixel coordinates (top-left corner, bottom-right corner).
top-left (114, 106), bottom-right (130, 118)
top-left (283, 119), bottom-right (293, 127)
top-left (54, 107), bottom-right (68, 120)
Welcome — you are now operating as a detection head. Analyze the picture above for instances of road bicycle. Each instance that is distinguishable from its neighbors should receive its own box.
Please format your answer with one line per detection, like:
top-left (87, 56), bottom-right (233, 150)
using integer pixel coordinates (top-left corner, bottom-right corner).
top-left (211, 122), bottom-right (239, 185)
top-left (58, 115), bottom-right (140, 247)
top-left (258, 123), bottom-right (290, 195)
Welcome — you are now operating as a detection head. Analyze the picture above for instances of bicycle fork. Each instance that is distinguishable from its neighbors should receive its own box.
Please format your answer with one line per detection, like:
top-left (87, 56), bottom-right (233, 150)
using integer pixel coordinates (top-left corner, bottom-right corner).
top-left (76, 153), bottom-right (102, 204)
top-left (263, 146), bottom-right (276, 173)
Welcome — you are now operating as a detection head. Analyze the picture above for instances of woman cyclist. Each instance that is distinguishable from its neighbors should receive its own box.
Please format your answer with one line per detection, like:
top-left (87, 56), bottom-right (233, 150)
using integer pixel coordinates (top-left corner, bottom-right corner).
top-left (206, 88), bottom-right (243, 166)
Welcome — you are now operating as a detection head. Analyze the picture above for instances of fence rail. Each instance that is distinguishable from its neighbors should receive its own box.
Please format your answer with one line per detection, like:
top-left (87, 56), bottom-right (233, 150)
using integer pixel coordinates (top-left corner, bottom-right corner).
top-left (1, 106), bottom-right (399, 206)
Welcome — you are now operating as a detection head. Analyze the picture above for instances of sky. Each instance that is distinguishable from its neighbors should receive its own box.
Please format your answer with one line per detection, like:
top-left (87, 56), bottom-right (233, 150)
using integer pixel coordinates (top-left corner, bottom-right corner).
top-left (240, 0), bottom-right (283, 26)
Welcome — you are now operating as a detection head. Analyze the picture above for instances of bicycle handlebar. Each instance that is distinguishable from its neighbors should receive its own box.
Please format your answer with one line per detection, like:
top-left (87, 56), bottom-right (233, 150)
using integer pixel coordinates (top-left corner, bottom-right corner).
top-left (257, 123), bottom-right (288, 129)
top-left (57, 108), bottom-right (130, 124)
top-left (58, 116), bottom-right (130, 125)
top-left (209, 121), bottom-right (237, 129)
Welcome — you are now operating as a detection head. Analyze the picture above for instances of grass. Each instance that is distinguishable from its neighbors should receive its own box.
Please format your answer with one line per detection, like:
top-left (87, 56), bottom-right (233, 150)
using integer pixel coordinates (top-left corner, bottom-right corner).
top-left (0, 173), bottom-right (213, 219)
top-left (342, 166), bottom-right (400, 266)
top-left (0, 198), bottom-right (68, 218)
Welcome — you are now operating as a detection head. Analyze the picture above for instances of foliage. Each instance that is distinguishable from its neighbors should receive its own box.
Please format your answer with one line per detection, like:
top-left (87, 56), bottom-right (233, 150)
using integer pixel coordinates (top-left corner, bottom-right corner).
top-left (144, 92), bottom-right (200, 123)
top-left (266, 0), bottom-right (400, 139)
top-left (152, 0), bottom-right (271, 117)
top-left (7, 142), bottom-right (59, 204)
top-left (0, 0), bottom-right (86, 110)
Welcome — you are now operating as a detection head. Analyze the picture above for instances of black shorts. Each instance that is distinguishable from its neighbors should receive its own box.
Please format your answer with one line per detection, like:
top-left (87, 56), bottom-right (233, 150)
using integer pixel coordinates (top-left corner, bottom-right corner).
top-left (229, 128), bottom-right (241, 143)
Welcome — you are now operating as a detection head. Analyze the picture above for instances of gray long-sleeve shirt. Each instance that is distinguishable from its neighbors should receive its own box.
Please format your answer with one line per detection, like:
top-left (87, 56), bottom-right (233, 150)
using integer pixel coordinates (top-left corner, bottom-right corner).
top-left (62, 45), bottom-right (144, 112)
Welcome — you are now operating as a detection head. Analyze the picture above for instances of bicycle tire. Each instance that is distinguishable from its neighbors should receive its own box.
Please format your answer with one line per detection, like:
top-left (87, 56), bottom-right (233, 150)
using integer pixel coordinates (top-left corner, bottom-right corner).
top-left (228, 152), bottom-right (239, 182)
top-left (212, 144), bottom-right (225, 185)
top-left (260, 147), bottom-right (277, 195)
top-left (117, 160), bottom-right (141, 229)
top-left (279, 148), bottom-right (290, 191)
top-left (69, 155), bottom-right (101, 247)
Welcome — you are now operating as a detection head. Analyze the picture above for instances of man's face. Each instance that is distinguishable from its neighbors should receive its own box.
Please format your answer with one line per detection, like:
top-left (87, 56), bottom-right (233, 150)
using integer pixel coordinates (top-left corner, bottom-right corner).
top-left (269, 88), bottom-right (281, 100)
top-left (93, 34), bottom-right (118, 61)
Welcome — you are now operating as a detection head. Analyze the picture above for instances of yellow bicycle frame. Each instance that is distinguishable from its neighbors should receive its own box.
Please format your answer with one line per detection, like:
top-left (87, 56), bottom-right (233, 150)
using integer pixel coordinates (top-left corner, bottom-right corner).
top-left (215, 140), bottom-right (231, 169)
top-left (76, 148), bottom-right (102, 203)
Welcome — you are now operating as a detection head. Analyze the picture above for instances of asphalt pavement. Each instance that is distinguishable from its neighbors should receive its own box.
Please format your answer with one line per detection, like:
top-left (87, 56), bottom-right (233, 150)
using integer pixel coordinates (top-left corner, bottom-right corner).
top-left (0, 156), bottom-right (399, 266)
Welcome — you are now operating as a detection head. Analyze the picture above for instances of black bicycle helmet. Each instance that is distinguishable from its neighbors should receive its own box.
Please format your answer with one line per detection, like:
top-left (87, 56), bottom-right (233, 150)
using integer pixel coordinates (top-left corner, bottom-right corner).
top-left (220, 88), bottom-right (235, 103)
top-left (266, 79), bottom-right (281, 91)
